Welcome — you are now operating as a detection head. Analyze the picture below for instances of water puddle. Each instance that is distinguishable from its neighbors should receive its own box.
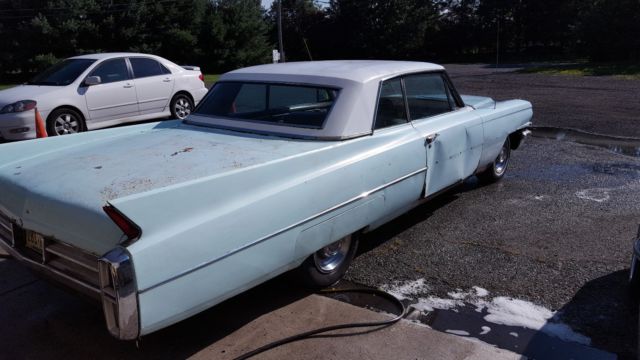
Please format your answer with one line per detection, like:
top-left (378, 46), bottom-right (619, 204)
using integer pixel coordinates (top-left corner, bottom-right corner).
top-left (532, 126), bottom-right (640, 158)
top-left (326, 280), bottom-right (616, 360)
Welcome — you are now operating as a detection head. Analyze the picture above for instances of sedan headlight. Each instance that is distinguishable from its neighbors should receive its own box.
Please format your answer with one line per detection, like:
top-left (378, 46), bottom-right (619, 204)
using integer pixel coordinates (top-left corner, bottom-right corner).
top-left (0, 100), bottom-right (37, 114)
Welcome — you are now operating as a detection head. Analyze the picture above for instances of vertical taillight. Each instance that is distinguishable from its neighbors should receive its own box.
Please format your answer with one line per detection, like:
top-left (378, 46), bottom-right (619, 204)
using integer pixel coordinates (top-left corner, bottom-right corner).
top-left (103, 205), bottom-right (141, 242)
top-left (199, 73), bottom-right (204, 82)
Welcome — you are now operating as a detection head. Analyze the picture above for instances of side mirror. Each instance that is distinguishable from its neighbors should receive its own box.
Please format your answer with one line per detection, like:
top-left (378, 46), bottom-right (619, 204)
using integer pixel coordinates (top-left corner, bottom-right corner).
top-left (84, 76), bottom-right (102, 86)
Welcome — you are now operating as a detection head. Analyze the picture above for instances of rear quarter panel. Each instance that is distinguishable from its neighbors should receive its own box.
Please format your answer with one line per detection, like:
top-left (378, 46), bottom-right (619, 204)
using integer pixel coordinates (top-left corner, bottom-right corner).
top-left (123, 124), bottom-right (426, 334)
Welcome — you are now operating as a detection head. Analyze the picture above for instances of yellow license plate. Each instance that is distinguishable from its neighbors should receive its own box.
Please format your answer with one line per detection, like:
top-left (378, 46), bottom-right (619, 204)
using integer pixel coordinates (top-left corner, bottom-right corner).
top-left (25, 231), bottom-right (44, 253)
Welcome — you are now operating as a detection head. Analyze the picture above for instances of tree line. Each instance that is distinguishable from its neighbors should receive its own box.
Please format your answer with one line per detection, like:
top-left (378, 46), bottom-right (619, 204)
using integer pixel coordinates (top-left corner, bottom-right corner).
top-left (0, 0), bottom-right (638, 79)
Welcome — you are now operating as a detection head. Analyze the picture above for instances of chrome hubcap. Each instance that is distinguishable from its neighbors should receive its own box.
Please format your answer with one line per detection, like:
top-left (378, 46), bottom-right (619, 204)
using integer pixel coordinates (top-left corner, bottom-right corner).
top-left (174, 98), bottom-right (192, 119)
top-left (54, 114), bottom-right (80, 135)
top-left (494, 143), bottom-right (510, 175)
top-left (313, 235), bottom-right (352, 274)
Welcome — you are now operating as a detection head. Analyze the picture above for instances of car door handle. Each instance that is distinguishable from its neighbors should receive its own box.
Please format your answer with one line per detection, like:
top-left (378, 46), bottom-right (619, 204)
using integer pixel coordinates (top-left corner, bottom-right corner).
top-left (425, 133), bottom-right (439, 145)
top-left (162, 78), bottom-right (172, 82)
top-left (123, 83), bottom-right (134, 88)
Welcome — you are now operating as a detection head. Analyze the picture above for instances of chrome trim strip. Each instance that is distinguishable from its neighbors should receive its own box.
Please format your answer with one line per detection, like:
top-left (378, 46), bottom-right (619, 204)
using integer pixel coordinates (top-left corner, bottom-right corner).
top-left (0, 210), bottom-right (13, 246)
top-left (46, 243), bottom-right (100, 273)
top-left (0, 239), bottom-right (101, 297)
top-left (139, 166), bottom-right (428, 293)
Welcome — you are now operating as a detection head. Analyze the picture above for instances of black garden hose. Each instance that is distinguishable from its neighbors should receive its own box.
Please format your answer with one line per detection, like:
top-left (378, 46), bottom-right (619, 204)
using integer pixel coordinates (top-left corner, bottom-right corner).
top-left (233, 287), bottom-right (407, 360)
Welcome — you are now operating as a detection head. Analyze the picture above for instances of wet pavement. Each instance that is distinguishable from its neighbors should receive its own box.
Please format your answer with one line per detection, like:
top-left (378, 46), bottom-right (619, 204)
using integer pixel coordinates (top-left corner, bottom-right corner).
top-left (347, 134), bottom-right (640, 359)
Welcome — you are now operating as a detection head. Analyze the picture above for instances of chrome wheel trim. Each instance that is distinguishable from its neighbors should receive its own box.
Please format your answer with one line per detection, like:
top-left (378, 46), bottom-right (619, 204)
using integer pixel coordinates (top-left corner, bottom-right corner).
top-left (174, 97), bottom-right (192, 119)
top-left (53, 113), bottom-right (80, 135)
top-left (313, 235), bottom-right (352, 274)
top-left (494, 143), bottom-right (510, 176)
top-left (630, 254), bottom-right (639, 282)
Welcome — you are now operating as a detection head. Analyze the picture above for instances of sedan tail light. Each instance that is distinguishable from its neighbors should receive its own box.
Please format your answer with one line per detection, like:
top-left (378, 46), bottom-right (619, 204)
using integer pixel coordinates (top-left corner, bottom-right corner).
top-left (103, 205), bottom-right (141, 243)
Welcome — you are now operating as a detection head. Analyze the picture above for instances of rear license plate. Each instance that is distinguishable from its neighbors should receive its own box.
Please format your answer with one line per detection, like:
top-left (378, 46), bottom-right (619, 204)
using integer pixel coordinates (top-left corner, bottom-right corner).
top-left (25, 231), bottom-right (44, 253)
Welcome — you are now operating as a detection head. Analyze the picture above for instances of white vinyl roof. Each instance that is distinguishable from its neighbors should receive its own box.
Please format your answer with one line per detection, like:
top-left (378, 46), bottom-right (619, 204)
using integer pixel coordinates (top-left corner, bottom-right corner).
top-left (188, 60), bottom-right (447, 140)
top-left (223, 60), bottom-right (444, 84)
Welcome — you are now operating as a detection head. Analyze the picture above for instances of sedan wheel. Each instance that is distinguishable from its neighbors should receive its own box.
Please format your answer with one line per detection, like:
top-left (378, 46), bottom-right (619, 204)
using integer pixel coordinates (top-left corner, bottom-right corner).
top-left (313, 236), bottom-right (352, 274)
top-left (630, 239), bottom-right (640, 296)
top-left (171, 94), bottom-right (194, 120)
top-left (300, 234), bottom-right (359, 288)
top-left (479, 137), bottom-right (511, 183)
top-left (46, 108), bottom-right (84, 136)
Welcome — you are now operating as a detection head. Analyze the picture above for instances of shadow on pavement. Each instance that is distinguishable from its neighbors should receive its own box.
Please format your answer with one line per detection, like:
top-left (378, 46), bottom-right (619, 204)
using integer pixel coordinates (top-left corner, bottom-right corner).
top-left (0, 258), bottom-right (312, 360)
top-left (541, 270), bottom-right (638, 360)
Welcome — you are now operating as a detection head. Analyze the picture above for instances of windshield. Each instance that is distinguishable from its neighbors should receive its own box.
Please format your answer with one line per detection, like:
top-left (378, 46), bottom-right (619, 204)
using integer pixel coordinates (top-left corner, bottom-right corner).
top-left (28, 59), bottom-right (96, 86)
top-left (194, 82), bottom-right (339, 129)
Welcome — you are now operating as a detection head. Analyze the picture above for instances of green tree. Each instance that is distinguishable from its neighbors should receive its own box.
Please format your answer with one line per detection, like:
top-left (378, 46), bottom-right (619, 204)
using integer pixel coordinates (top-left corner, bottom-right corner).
top-left (199, 0), bottom-right (271, 72)
top-left (577, 0), bottom-right (640, 61)
top-left (327, 0), bottom-right (440, 60)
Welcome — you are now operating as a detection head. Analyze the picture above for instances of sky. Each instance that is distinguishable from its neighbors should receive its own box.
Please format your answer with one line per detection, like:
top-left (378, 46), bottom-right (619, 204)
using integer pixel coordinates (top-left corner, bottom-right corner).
top-left (262, 0), bottom-right (273, 9)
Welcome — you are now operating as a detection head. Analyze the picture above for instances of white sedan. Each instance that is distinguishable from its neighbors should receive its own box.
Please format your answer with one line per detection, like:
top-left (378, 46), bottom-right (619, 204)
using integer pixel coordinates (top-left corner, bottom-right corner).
top-left (0, 53), bottom-right (208, 140)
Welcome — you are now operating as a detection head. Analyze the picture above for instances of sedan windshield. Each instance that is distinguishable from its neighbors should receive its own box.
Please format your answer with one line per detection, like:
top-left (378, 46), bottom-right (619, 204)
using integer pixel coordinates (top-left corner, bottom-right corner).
top-left (194, 82), bottom-right (339, 129)
top-left (28, 59), bottom-right (96, 86)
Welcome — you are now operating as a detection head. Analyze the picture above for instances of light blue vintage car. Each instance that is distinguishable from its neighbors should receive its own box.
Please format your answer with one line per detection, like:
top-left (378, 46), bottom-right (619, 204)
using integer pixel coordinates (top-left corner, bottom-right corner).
top-left (0, 61), bottom-right (532, 340)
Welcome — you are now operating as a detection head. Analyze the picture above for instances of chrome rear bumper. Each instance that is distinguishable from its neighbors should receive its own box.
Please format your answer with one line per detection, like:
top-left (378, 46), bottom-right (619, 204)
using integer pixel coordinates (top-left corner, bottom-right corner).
top-left (0, 209), bottom-right (140, 340)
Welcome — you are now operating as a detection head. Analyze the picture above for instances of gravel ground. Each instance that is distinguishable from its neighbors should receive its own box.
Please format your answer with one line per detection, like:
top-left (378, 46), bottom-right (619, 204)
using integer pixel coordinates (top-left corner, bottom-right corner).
top-left (345, 63), bottom-right (640, 359)
top-left (446, 64), bottom-right (640, 138)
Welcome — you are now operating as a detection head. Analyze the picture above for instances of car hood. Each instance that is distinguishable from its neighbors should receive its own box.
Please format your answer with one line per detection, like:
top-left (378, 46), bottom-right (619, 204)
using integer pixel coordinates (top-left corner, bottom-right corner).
top-left (0, 85), bottom-right (65, 106)
top-left (0, 120), bottom-right (331, 254)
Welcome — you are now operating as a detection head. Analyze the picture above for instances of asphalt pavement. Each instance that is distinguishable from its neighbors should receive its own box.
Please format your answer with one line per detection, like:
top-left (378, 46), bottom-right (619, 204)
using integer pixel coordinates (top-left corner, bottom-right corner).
top-left (344, 64), bottom-right (640, 359)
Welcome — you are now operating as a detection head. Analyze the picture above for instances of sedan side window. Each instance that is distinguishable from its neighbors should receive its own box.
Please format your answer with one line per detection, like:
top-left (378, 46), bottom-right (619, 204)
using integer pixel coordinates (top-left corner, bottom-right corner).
top-left (404, 73), bottom-right (455, 120)
top-left (374, 78), bottom-right (408, 129)
top-left (89, 58), bottom-right (130, 84)
top-left (130, 58), bottom-right (168, 78)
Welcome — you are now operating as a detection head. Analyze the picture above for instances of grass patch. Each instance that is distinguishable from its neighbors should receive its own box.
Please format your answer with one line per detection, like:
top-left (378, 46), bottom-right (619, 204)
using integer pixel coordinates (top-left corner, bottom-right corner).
top-left (203, 74), bottom-right (220, 86)
top-left (521, 63), bottom-right (640, 79)
top-left (0, 84), bottom-right (16, 90)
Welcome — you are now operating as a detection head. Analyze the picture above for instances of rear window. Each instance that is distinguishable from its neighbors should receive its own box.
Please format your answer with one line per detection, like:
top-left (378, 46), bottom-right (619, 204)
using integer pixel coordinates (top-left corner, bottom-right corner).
top-left (130, 57), bottom-right (170, 78)
top-left (194, 82), bottom-right (339, 129)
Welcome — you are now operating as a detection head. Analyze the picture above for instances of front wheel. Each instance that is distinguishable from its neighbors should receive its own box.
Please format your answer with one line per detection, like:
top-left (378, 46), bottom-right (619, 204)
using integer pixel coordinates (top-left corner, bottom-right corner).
top-left (299, 234), bottom-right (359, 288)
top-left (46, 108), bottom-right (85, 136)
top-left (479, 137), bottom-right (511, 183)
top-left (170, 93), bottom-right (194, 120)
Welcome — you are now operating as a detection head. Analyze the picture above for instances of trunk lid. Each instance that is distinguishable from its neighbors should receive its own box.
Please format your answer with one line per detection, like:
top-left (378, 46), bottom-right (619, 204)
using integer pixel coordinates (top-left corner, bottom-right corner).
top-left (0, 120), bottom-right (330, 254)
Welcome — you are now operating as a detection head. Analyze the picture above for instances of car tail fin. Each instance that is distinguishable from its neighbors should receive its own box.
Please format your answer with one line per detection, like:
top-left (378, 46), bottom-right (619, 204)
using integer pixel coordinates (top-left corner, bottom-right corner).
top-left (103, 205), bottom-right (141, 243)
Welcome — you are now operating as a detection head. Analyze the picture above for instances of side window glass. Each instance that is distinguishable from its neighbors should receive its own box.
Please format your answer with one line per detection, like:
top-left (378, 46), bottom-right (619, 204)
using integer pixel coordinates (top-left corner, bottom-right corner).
top-left (404, 73), bottom-right (453, 120)
top-left (130, 58), bottom-right (165, 78)
top-left (374, 78), bottom-right (408, 130)
top-left (89, 58), bottom-right (129, 84)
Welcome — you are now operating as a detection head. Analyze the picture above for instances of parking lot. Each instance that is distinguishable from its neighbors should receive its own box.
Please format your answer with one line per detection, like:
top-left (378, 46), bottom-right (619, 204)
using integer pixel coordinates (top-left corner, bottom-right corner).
top-left (1, 64), bottom-right (639, 359)
top-left (347, 65), bottom-right (640, 358)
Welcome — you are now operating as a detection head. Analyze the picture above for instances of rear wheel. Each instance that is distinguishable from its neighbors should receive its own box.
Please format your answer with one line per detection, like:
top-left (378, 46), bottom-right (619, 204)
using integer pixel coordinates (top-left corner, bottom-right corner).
top-left (46, 108), bottom-right (85, 136)
top-left (630, 250), bottom-right (640, 296)
top-left (479, 137), bottom-right (511, 183)
top-left (299, 234), bottom-right (358, 288)
top-left (170, 93), bottom-right (194, 120)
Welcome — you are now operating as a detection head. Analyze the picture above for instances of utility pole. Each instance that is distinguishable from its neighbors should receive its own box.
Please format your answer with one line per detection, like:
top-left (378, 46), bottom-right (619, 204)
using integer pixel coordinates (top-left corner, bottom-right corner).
top-left (495, 16), bottom-right (500, 70)
top-left (277, 0), bottom-right (286, 62)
